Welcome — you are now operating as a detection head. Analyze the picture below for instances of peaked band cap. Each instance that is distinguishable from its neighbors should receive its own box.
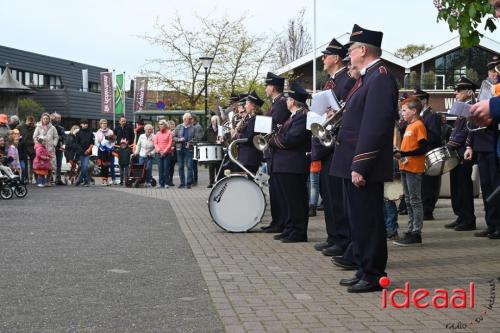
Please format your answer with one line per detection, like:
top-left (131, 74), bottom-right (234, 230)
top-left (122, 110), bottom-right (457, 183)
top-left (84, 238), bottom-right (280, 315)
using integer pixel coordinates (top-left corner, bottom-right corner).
top-left (246, 90), bottom-right (264, 107)
top-left (264, 72), bottom-right (285, 89)
top-left (286, 82), bottom-right (309, 104)
top-left (487, 55), bottom-right (500, 70)
top-left (346, 24), bottom-right (383, 48)
top-left (454, 76), bottom-right (477, 91)
top-left (412, 88), bottom-right (430, 100)
top-left (321, 38), bottom-right (348, 59)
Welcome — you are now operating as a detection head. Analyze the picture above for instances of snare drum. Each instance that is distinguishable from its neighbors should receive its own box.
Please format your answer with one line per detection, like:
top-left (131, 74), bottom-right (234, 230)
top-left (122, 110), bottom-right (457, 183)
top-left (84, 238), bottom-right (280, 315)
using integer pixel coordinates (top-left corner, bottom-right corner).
top-left (424, 146), bottom-right (460, 176)
top-left (208, 175), bottom-right (266, 232)
top-left (195, 142), bottom-right (224, 163)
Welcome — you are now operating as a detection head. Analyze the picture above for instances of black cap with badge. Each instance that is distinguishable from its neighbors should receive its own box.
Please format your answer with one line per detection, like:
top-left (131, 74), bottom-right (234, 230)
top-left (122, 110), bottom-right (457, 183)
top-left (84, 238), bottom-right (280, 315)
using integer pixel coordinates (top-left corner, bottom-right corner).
top-left (454, 77), bottom-right (477, 91)
top-left (246, 91), bottom-right (264, 107)
top-left (346, 24), bottom-right (383, 48)
top-left (412, 88), bottom-right (430, 100)
top-left (487, 55), bottom-right (500, 70)
top-left (264, 72), bottom-right (285, 90)
top-left (286, 82), bottom-right (309, 104)
top-left (321, 38), bottom-right (348, 59)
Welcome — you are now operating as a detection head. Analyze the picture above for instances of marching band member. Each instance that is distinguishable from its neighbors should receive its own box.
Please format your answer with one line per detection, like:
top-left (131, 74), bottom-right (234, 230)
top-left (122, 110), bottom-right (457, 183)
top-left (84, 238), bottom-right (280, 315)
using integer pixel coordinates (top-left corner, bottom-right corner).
top-left (231, 95), bottom-right (248, 139)
top-left (331, 24), bottom-right (398, 292)
top-left (314, 38), bottom-right (353, 257)
top-left (464, 61), bottom-right (500, 239)
top-left (411, 89), bottom-right (442, 221)
top-left (235, 91), bottom-right (264, 174)
top-left (445, 77), bottom-right (477, 231)
top-left (269, 82), bottom-right (311, 243)
top-left (261, 72), bottom-right (291, 233)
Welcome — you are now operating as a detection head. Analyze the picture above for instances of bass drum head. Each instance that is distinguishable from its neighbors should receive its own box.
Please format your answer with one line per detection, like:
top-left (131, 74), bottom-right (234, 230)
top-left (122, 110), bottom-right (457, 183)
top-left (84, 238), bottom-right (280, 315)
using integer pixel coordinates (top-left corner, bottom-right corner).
top-left (208, 176), bottom-right (266, 232)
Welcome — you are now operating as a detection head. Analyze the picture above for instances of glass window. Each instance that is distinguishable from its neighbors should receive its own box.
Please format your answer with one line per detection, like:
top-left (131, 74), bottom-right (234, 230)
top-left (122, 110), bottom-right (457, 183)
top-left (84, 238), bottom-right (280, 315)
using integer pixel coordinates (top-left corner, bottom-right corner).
top-left (25, 72), bottom-right (30, 86)
top-left (38, 74), bottom-right (44, 87)
top-left (32, 73), bottom-right (38, 86)
top-left (56, 76), bottom-right (61, 88)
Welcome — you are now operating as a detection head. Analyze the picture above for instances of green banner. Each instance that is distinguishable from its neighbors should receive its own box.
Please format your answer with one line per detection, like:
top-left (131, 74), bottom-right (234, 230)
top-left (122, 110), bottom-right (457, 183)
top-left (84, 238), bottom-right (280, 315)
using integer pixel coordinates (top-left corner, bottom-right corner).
top-left (115, 73), bottom-right (125, 116)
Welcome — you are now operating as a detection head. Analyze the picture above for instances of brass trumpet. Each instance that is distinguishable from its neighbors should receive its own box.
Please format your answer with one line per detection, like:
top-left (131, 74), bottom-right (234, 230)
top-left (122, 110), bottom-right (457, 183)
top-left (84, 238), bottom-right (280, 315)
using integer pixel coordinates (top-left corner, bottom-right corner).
top-left (310, 104), bottom-right (345, 147)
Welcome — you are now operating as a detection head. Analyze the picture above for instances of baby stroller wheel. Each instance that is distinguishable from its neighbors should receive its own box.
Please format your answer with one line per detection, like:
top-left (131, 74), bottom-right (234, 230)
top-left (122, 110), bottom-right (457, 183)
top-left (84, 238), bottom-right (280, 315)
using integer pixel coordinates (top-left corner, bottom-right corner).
top-left (150, 178), bottom-right (157, 187)
top-left (0, 187), bottom-right (13, 200)
top-left (125, 178), bottom-right (132, 187)
top-left (14, 185), bottom-right (28, 198)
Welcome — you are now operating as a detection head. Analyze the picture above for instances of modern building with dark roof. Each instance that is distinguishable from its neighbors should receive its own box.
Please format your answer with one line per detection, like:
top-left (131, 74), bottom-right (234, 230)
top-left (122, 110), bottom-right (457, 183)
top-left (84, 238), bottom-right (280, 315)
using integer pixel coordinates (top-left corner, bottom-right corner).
top-left (0, 44), bottom-right (134, 128)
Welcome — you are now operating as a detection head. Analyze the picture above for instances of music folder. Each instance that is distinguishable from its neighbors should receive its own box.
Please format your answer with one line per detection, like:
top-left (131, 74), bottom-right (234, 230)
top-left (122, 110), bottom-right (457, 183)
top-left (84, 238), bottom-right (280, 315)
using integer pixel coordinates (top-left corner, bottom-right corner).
top-left (254, 115), bottom-right (272, 134)
top-left (310, 90), bottom-right (341, 116)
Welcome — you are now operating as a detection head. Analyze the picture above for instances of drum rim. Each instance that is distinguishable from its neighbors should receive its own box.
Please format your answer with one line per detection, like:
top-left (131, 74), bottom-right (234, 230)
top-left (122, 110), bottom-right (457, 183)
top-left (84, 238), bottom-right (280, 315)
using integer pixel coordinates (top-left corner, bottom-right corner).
top-left (207, 175), bottom-right (267, 233)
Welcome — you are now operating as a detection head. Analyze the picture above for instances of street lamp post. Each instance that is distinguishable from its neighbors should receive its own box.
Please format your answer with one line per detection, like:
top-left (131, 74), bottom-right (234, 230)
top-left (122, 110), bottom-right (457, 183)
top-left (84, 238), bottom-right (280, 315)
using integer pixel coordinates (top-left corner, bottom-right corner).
top-left (199, 56), bottom-right (214, 123)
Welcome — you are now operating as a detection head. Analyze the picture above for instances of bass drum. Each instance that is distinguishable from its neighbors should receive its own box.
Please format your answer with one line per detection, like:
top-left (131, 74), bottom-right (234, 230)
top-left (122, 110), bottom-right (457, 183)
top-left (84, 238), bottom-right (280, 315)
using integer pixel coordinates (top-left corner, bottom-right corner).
top-left (208, 175), bottom-right (266, 232)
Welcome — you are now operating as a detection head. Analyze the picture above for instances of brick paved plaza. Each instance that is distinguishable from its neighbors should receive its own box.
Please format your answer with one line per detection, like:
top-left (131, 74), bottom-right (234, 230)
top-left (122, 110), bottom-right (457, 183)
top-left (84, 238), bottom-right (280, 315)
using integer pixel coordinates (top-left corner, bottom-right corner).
top-left (110, 169), bottom-right (500, 333)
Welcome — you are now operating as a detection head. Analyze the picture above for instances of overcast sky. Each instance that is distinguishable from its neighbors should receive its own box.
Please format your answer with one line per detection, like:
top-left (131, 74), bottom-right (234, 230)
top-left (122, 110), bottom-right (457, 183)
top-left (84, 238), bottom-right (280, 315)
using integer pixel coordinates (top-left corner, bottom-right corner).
top-left (2, 0), bottom-right (499, 83)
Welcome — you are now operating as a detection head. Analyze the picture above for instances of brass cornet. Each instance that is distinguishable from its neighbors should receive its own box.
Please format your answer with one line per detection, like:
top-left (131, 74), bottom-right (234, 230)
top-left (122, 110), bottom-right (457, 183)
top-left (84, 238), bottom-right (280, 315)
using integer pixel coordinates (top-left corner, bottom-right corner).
top-left (253, 125), bottom-right (281, 151)
top-left (310, 104), bottom-right (345, 147)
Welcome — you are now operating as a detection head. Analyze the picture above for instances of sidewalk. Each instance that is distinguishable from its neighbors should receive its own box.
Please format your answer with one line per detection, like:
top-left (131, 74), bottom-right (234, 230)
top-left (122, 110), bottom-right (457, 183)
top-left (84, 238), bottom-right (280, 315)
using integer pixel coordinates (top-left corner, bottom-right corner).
top-left (111, 169), bottom-right (500, 333)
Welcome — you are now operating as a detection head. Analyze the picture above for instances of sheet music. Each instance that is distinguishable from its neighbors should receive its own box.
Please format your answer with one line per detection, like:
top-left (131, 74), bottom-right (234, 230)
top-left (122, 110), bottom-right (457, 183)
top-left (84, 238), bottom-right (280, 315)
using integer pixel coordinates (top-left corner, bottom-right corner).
top-left (306, 112), bottom-right (326, 131)
top-left (448, 101), bottom-right (471, 118)
top-left (310, 90), bottom-right (341, 116)
top-left (478, 80), bottom-right (493, 101)
top-left (254, 115), bottom-right (273, 134)
top-left (217, 125), bottom-right (224, 137)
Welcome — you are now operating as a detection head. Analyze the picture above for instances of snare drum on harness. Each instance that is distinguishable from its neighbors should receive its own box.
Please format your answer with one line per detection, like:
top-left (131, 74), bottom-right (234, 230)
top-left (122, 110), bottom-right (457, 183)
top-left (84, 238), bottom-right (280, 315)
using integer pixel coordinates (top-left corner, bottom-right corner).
top-left (194, 142), bottom-right (224, 163)
top-left (424, 146), bottom-right (460, 176)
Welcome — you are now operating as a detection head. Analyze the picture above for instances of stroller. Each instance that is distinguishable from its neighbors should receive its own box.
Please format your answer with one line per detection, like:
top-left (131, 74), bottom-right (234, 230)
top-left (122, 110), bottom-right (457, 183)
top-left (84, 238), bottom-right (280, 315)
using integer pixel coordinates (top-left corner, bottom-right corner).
top-left (125, 155), bottom-right (157, 188)
top-left (0, 165), bottom-right (28, 199)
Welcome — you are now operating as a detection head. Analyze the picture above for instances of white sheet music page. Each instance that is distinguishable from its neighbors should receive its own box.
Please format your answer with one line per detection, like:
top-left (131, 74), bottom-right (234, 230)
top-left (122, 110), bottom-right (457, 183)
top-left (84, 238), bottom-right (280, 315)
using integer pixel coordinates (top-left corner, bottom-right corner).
top-left (448, 101), bottom-right (471, 118)
top-left (254, 115), bottom-right (273, 134)
top-left (310, 90), bottom-right (341, 116)
top-left (306, 112), bottom-right (327, 131)
top-left (478, 80), bottom-right (493, 101)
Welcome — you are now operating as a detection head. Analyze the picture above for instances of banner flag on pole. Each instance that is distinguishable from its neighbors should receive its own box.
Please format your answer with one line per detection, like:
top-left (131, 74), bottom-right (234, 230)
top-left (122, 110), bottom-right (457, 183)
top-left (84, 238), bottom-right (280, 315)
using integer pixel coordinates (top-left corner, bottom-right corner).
top-left (133, 77), bottom-right (149, 112)
top-left (115, 73), bottom-right (125, 116)
top-left (100, 72), bottom-right (114, 114)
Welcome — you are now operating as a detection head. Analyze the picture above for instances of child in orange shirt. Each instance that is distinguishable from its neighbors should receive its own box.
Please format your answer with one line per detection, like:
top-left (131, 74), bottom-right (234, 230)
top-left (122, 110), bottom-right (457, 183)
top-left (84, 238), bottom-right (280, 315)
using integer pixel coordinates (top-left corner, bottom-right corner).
top-left (393, 96), bottom-right (428, 246)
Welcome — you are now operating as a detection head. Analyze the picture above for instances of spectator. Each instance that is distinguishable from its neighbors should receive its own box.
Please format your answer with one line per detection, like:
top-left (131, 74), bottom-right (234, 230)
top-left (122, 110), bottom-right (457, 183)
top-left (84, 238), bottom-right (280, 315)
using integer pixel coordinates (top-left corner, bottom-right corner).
top-left (33, 113), bottom-right (59, 186)
top-left (204, 115), bottom-right (222, 188)
top-left (64, 125), bottom-right (81, 169)
top-left (75, 119), bottom-right (94, 186)
top-left (0, 114), bottom-right (9, 141)
top-left (17, 116), bottom-right (36, 184)
top-left (116, 139), bottom-right (132, 186)
top-left (153, 119), bottom-right (173, 188)
top-left (191, 115), bottom-right (204, 186)
top-left (174, 113), bottom-right (196, 189)
top-left (98, 134), bottom-right (116, 186)
top-left (134, 124), bottom-right (155, 186)
top-left (95, 119), bottom-right (117, 185)
top-left (50, 112), bottom-right (66, 185)
top-left (114, 116), bottom-right (134, 145)
top-left (134, 119), bottom-right (145, 145)
top-left (9, 115), bottom-right (20, 130)
top-left (7, 130), bottom-right (21, 174)
top-left (33, 136), bottom-right (52, 187)
top-left (167, 120), bottom-right (176, 186)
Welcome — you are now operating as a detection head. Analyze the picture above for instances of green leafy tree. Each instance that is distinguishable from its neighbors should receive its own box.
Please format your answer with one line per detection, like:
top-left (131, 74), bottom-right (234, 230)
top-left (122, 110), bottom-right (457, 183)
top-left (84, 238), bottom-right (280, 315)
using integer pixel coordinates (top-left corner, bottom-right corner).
top-left (435, 0), bottom-right (497, 48)
top-left (395, 44), bottom-right (433, 60)
top-left (17, 98), bottom-right (46, 120)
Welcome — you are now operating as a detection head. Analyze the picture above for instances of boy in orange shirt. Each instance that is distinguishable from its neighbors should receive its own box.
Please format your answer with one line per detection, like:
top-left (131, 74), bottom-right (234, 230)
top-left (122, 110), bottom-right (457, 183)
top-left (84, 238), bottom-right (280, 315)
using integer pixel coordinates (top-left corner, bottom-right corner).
top-left (393, 96), bottom-right (428, 246)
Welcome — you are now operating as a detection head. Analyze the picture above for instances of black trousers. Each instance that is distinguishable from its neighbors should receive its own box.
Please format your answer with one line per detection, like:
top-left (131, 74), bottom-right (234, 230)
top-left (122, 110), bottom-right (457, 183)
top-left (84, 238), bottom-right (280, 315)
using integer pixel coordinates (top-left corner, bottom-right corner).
top-left (269, 167), bottom-right (285, 231)
top-left (275, 173), bottom-right (309, 240)
top-left (321, 157), bottom-right (350, 248)
top-left (421, 174), bottom-right (441, 215)
top-left (343, 179), bottom-right (387, 285)
top-left (450, 162), bottom-right (476, 225)
top-left (208, 161), bottom-right (222, 185)
top-left (477, 152), bottom-right (500, 231)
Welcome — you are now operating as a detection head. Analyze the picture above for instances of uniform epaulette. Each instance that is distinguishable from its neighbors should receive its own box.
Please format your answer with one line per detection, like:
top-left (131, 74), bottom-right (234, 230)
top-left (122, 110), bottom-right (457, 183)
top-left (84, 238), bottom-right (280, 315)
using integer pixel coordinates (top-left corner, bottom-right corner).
top-left (379, 66), bottom-right (388, 75)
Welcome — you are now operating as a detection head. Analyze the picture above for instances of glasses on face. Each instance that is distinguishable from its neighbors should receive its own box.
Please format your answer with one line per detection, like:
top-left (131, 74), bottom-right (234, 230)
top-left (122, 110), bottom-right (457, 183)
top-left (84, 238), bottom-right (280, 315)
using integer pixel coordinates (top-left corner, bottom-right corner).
top-left (347, 45), bottom-right (363, 55)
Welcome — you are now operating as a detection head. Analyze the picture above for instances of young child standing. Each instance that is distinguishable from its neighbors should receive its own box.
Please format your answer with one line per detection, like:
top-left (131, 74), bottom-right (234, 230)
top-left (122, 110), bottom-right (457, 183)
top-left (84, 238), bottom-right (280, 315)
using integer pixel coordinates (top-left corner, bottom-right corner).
top-left (393, 96), bottom-right (428, 246)
top-left (116, 139), bottom-right (132, 185)
top-left (33, 136), bottom-right (52, 187)
top-left (98, 134), bottom-right (116, 185)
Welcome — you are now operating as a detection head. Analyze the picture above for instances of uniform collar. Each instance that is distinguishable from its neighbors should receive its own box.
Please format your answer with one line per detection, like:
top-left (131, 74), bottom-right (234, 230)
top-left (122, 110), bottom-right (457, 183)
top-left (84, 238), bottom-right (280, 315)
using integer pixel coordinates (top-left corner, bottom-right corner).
top-left (331, 66), bottom-right (347, 79)
top-left (272, 93), bottom-right (283, 104)
top-left (360, 59), bottom-right (382, 76)
top-left (420, 106), bottom-right (431, 116)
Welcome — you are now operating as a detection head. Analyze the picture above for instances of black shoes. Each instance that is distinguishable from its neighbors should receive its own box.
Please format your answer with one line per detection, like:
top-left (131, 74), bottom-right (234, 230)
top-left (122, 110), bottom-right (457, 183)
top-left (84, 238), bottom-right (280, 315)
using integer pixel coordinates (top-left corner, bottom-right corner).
top-left (55, 180), bottom-right (65, 186)
top-left (444, 219), bottom-right (460, 229)
top-left (393, 232), bottom-right (422, 246)
top-left (474, 230), bottom-right (493, 237)
top-left (332, 257), bottom-right (357, 270)
top-left (314, 241), bottom-right (333, 251)
top-left (207, 184), bottom-right (213, 188)
top-left (339, 277), bottom-right (360, 286)
top-left (281, 237), bottom-right (307, 243)
top-left (186, 184), bottom-right (192, 189)
top-left (264, 226), bottom-right (284, 233)
top-left (178, 184), bottom-right (185, 189)
top-left (454, 223), bottom-right (476, 231)
top-left (347, 280), bottom-right (382, 293)
top-left (273, 233), bottom-right (287, 240)
top-left (322, 245), bottom-right (344, 257)
top-left (488, 230), bottom-right (500, 239)
top-left (308, 205), bottom-right (317, 217)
